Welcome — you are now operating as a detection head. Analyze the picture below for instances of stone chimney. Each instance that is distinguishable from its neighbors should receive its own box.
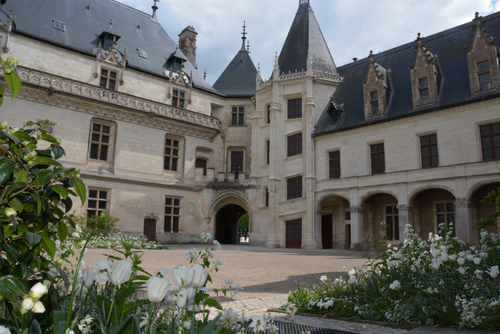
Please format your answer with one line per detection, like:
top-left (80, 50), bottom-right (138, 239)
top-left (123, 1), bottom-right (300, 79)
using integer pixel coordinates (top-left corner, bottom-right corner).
top-left (178, 26), bottom-right (197, 66)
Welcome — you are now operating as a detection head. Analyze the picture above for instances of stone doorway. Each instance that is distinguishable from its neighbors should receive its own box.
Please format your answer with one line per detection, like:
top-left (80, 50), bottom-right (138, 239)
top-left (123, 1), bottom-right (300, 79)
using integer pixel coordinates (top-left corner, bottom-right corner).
top-left (143, 218), bottom-right (156, 241)
top-left (215, 204), bottom-right (247, 244)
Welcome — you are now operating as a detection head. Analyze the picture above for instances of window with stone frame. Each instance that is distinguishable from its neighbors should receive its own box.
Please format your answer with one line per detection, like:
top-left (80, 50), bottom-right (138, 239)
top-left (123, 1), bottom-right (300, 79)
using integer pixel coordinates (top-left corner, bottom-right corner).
top-left (385, 205), bottom-right (399, 240)
top-left (436, 202), bottom-right (455, 237)
top-left (467, 13), bottom-right (500, 94)
top-left (195, 158), bottom-right (207, 176)
top-left (89, 120), bottom-right (114, 162)
top-left (172, 89), bottom-right (186, 108)
top-left (164, 137), bottom-right (180, 172)
top-left (287, 175), bottom-right (302, 200)
top-left (370, 143), bottom-right (385, 174)
top-left (287, 133), bottom-right (302, 157)
top-left (418, 77), bottom-right (430, 104)
top-left (287, 98), bottom-right (302, 119)
top-left (99, 68), bottom-right (117, 90)
top-left (164, 197), bottom-right (181, 233)
top-left (230, 151), bottom-right (244, 178)
top-left (87, 188), bottom-right (109, 217)
top-left (329, 150), bottom-right (341, 179)
top-left (231, 107), bottom-right (244, 126)
top-left (480, 122), bottom-right (500, 161)
top-left (477, 60), bottom-right (492, 90)
top-left (420, 134), bottom-right (439, 168)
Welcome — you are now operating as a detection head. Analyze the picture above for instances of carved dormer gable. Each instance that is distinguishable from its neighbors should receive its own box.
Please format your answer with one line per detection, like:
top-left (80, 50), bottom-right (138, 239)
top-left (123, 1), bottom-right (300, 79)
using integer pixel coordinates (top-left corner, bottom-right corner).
top-left (326, 101), bottom-right (343, 124)
top-left (362, 51), bottom-right (388, 118)
top-left (100, 37), bottom-right (126, 67)
top-left (168, 62), bottom-right (192, 107)
top-left (467, 12), bottom-right (500, 94)
top-left (409, 33), bottom-right (439, 107)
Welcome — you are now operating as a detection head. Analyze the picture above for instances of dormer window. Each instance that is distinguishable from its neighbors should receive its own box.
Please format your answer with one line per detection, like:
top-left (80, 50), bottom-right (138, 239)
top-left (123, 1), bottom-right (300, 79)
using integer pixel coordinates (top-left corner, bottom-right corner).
top-left (326, 101), bottom-right (343, 123)
top-left (100, 69), bottom-right (117, 90)
top-left (477, 60), bottom-right (491, 90)
top-left (370, 91), bottom-right (379, 115)
top-left (53, 20), bottom-right (65, 32)
top-left (418, 77), bottom-right (430, 104)
top-left (363, 51), bottom-right (387, 118)
top-left (99, 31), bottom-right (121, 50)
top-left (467, 13), bottom-right (500, 94)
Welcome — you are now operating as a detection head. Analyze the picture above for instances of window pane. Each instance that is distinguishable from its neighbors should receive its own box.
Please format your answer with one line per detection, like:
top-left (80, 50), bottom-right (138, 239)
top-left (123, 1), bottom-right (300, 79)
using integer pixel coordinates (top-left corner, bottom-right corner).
top-left (91, 134), bottom-right (100, 142)
top-left (174, 199), bottom-right (180, 206)
top-left (165, 198), bottom-right (172, 205)
top-left (477, 60), bottom-right (489, 71)
top-left (386, 206), bottom-right (393, 214)
top-left (100, 146), bottom-right (108, 161)
top-left (436, 204), bottom-right (445, 212)
top-left (370, 91), bottom-right (378, 99)
top-left (99, 191), bottom-right (107, 199)
top-left (295, 224), bottom-right (301, 239)
top-left (98, 201), bottom-right (107, 209)
top-left (446, 203), bottom-right (454, 212)
top-left (492, 123), bottom-right (500, 134)
top-left (419, 77), bottom-right (428, 87)
top-left (101, 69), bottom-right (108, 76)
top-left (93, 124), bottom-right (101, 132)
top-left (88, 200), bottom-right (96, 208)
top-left (102, 126), bottom-right (110, 134)
top-left (101, 135), bottom-right (109, 144)
top-left (171, 158), bottom-right (177, 171)
top-left (90, 144), bottom-right (98, 159)
top-left (165, 207), bottom-right (171, 214)
top-left (89, 190), bottom-right (98, 198)
top-left (110, 71), bottom-right (117, 79)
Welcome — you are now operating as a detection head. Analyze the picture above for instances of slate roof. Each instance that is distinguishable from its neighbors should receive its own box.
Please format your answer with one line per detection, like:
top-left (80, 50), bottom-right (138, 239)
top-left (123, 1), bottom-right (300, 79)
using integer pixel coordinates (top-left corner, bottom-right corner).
top-left (0, 0), bottom-right (219, 94)
top-left (213, 39), bottom-right (257, 98)
top-left (278, 1), bottom-right (337, 75)
top-left (313, 11), bottom-right (500, 137)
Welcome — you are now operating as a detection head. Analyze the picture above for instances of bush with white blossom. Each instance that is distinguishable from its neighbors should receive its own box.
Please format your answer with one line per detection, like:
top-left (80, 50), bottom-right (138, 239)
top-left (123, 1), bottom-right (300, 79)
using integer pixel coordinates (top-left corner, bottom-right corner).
top-left (285, 223), bottom-right (500, 330)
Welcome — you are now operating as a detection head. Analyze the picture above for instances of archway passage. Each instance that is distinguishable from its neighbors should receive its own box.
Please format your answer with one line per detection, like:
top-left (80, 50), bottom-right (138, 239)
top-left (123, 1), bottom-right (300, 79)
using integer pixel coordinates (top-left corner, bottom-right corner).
top-left (320, 195), bottom-right (350, 249)
top-left (215, 204), bottom-right (247, 244)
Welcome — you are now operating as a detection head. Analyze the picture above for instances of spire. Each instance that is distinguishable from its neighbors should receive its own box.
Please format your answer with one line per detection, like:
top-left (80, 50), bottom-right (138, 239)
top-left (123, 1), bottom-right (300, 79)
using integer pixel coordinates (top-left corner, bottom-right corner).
top-left (277, 0), bottom-right (337, 75)
top-left (152, 0), bottom-right (159, 22)
top-left (241, 21), bottom-right (247, 51)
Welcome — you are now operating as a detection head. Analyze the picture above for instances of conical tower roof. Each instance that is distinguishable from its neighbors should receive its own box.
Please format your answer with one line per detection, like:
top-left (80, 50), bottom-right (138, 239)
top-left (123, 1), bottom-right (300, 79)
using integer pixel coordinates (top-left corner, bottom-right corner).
top-left (278, 0), bottom-right (337, 75)
top-left (213, 23), bottom-right (257, 98)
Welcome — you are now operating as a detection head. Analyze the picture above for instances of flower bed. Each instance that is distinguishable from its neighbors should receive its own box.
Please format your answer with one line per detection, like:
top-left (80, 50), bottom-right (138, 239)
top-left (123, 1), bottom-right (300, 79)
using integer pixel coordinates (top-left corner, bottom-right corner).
top-left (284, 224), bottom-right (500, 330)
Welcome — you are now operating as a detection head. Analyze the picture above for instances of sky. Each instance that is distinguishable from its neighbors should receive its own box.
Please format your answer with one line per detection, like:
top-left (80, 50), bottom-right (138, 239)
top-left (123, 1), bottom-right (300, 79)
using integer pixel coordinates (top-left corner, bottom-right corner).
top-left (117, 0), bottom-right (500, 85)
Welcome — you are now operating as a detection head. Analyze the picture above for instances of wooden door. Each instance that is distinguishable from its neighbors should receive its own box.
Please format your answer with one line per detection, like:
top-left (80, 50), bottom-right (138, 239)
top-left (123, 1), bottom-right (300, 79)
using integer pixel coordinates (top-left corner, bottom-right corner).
top-left (143, 218), bottom-right (156, 241)
top-left (286, 219), bottom-right (302, 249)
top-left (321, 214), bottom-right (333, 249)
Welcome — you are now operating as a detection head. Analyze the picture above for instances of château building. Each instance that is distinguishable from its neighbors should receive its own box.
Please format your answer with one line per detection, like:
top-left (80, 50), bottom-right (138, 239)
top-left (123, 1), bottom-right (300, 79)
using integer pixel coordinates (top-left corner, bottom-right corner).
top-left (1, 0), bottom-right (499, 248)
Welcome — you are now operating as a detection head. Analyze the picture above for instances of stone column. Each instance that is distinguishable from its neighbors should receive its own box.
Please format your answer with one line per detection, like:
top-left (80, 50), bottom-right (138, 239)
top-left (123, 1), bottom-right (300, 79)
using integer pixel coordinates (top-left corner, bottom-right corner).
top-left (397, 204), bottom-right (413, 244)
top-left (350, 206), bottom-right (364, 249)
top-left (455, 198), bottom-right (473, 244)
top-left (266, 178), bottom-right (280, 248)
top-left (304, 178), bottom-right (317, 249)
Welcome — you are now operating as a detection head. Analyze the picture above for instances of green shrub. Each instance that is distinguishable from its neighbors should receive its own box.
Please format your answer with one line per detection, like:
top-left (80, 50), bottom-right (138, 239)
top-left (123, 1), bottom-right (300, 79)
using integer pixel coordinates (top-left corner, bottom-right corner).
top-left (72, 212), bottom-right (119, 236)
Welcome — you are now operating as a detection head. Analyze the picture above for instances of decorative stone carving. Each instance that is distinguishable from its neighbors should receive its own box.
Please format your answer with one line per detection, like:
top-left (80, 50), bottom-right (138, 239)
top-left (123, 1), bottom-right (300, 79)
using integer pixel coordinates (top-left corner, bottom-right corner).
top-left (306, 178), bottom-right (316, 192)
top-left (268, 179), bottom-right (279, 193)
top-left (409, 33), bottom-right (439, 108)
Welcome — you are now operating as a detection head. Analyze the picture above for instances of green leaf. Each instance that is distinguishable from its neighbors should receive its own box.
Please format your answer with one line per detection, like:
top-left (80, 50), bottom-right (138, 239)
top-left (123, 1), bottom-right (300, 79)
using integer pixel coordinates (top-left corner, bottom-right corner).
top-left (41, 234), bottom-right (56, 260)
top-left (3, 224), bottom-right (14, 238)
top-left (4, 242), bottom-right (20, 262)
top-left (57, 222), bottom-right (68, 242)
top-left (13, 130), bottom-right (32, 142)
top-left (14, 168), bottom-right (27, 183)
top-left (38, 170), bottom-right (55, 186)
top-left (0, 276), bottom-right (25, 300)
top-left (199, 314), bottom-right (222, 334)
top-left (73, 178), bottom-right (86, 205)
top-left (203, 298), bottom-right (223, 310)
top-left (8, 197), bottom-right (23, 213)
top-left (0, 83), bottom-right (4, 107)
top-left (5, 182), bottom-right (25, 197)
top-left (29, 319), bottom-right (43, 334)
top-left (35, 149), bottom-right (52, 157)
top-left (51, 144), bottom-right (65, 159)
top-left (41, 132), bottom-right (58, 144)
top-left (0, 163), bottom-right (12, 184)
top-left (51, 185), bottom-right (69, 199)
top-left (24, 231), bottom-right (42, 247)
top-left (31, 156), bottom-right (62, 167)
top-left (5, 70), bottom-right (22, 98)
top-left (3, 132), bottom-right (20, 144)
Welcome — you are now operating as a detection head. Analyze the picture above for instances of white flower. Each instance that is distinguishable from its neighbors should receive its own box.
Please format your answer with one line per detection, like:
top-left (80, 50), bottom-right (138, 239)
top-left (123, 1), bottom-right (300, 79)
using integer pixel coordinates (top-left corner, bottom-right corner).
top-left (110, 260), bottom-right (133, 286)
top-left (29, 282), bottom-right (48, 299)
top-left (190, 264), bottom-right (208, 287)
top-left (32, 301), bottom-right (46, 313)
top-left (389, 280), bottom-right (401, 290)
top-left (249, 315), bottom-right (266, 332)
top-left (473, 257), bottom-right (481, 265)
top-left (213, 258), bottom-right (223, 266)
top-left (487, 265), bottom-right (499, 278)
top-left (176, 286), bottom-right (195, 308)
top-left (348, 269), bottom-right (356, 276)
top-left (201, 232), bottom-right (211, 242)
top-left (466, 254), bottom-right (474, 261)
top-left (286, 303), bottom-right (297, 319)
top-left (430, 248), bottom-right (441, 258)
top-left (173, 266), bottom-right (193, 288)
top-left (449, 254), bottom-right (457, 261)
top-left (146, 277), bottom-right (171, 302)
top-left (94, 260), bottom-right (114, 282)
top-left (430, 258), bottom-right (442, 270)
top-left (224, 277), bottom-right (234, 286)
top-left (186, 248), bottom-right (197, 261)
top-left (213, 240), bottom-right (221, 250)
top-left (320, 275), bottom-right (327, 282)
top-left (0, 325), bottom-right (10, 334)
top-left (457, 257), bottom-right (465, 265)
top-left (81, 268), bottom-right (95, 289)
top-left (21, 297), bottom-right (35, 311)
top-left (439, 252), bottom-right (449, 262)
top-left (218, 307), bottom-right (238, 328)
top-left (65, 330), bottom-right (74, 334)
top-left (458, 267), bottom-right (466, 275)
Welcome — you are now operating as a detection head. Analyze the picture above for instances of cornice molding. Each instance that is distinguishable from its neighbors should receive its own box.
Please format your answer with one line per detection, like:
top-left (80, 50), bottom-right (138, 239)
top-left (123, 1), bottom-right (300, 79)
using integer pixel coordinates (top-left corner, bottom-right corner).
top-left (12, 66), bottom-right (222, 141)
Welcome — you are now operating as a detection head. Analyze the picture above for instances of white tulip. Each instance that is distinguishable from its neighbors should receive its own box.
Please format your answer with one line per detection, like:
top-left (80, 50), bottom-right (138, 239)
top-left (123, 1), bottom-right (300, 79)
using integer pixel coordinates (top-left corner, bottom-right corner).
top-left (173, 266), bottom-right (193, 288)
top-left (176, 286), bottom-right (196, 308)
top-left (146, 277), bottom-right (171, 302)
top-left (94, 260), bottom-right (114, 282)
top-left (458, 267), bottom-right (466, 275)
top-left (473, 257), bottom-right (481, 265)
top-left (29, 282), bottom-right (48, 299)
top-left (488, 265), bottom-right (499, 278)
top-left (81, 268), bottom-right (96, 289)
top-left (110, 260), bottom-right (133, 286)
top-left (32, 301), bottom-right (46, 313)
top-left (389, 280), bottom-right (401, 290)
top-left (0, 325), bottom-right (10, 334)
top-left (190, 265), bottom-right (208, 287)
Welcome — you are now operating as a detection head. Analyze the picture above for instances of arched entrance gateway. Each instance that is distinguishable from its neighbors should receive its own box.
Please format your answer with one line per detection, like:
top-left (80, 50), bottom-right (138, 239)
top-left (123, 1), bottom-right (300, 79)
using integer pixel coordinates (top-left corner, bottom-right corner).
top-left (210, 191), bottom-right (252, 245)
top-left (318, 194), bottom-right (351, 249)
top-left (215, 204), bottom-right (247, 244)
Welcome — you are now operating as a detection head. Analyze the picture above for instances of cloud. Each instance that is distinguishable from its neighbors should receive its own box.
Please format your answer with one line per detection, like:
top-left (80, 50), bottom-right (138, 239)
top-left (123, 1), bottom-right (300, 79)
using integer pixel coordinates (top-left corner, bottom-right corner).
top-left (117, 0), bottom-right (497, 85)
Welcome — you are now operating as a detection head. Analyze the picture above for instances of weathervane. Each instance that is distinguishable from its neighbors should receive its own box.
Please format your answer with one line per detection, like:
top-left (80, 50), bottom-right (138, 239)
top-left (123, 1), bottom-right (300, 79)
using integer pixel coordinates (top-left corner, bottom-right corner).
top-left (242, 21), bottom-right (247, 41)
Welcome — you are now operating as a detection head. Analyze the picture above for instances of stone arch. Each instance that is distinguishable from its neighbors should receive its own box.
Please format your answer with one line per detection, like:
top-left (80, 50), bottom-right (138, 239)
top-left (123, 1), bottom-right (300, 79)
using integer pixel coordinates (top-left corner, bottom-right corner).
top-left (316, 192), bottom-right (351, 249)
top-left (467, 177), bottom-right (500, 200)
top-left (360, 191), bottom-right (399, 244)
top-left (359, 189), bottom-right (398, 206)
top-left (408, 184), bottom-right (455, 204)
top-left (468, 180), bottom-right (500, 237)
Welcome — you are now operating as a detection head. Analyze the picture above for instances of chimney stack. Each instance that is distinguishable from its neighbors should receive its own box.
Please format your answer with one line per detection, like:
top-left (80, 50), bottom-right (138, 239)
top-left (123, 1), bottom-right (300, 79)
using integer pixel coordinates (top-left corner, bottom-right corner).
top-left (178, 26), bottom-right (197, 66)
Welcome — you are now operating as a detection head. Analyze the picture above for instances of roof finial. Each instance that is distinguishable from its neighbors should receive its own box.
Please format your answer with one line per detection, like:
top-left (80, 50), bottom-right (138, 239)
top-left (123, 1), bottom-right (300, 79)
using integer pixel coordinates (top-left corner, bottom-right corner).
top-left (152, 0), bottom-right (159, 22)
top-left (203, 69), bottom-right (207, 80)
top-left (300, 0), bottom-right (310, 5)
top-left (241, 21), bottom-right (247, 50)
